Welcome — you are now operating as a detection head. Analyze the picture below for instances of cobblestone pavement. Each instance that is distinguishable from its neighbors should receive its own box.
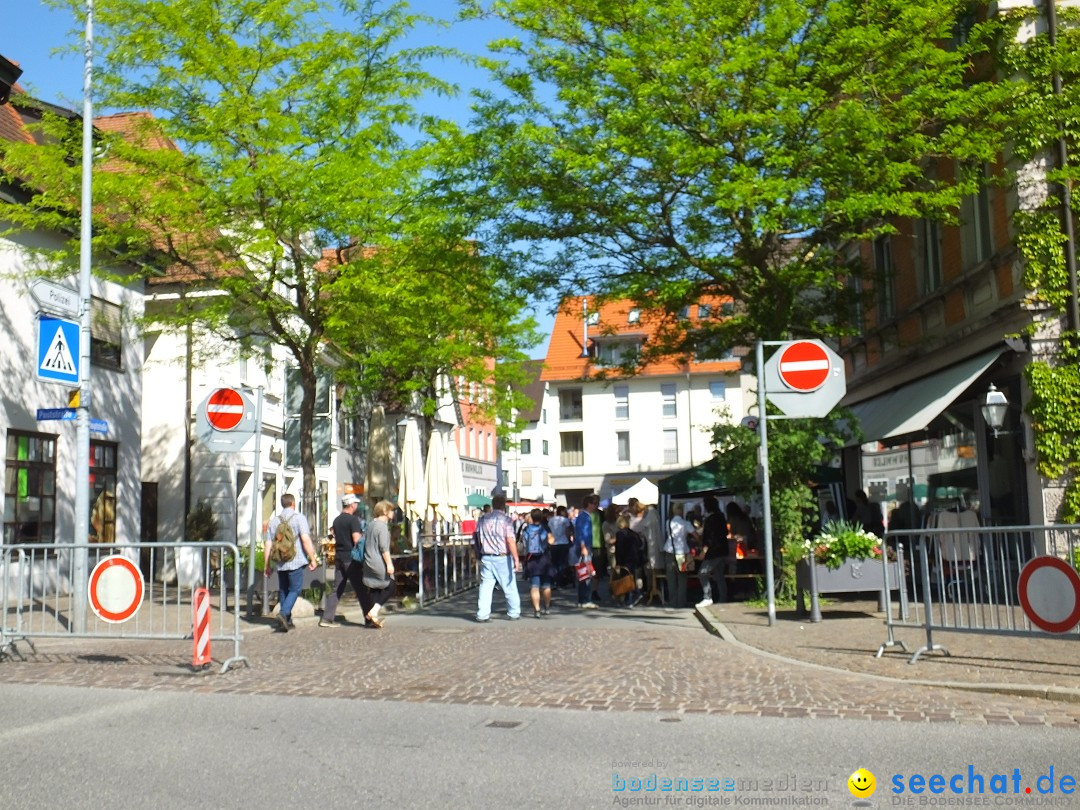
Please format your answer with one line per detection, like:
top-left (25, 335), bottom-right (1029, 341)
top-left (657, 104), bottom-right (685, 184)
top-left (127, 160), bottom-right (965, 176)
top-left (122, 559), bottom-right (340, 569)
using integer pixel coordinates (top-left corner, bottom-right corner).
top-left (2, 588), bottom-right (1080, 727)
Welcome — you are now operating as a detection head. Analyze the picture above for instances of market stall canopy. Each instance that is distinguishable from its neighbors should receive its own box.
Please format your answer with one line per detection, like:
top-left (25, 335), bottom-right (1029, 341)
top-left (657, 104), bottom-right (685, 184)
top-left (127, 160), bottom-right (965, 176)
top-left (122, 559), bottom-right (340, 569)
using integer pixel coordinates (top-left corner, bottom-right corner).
top-left (658, 457), bottom-right (731, 498)
top-left (467, 493), bottom-right (492, 508)
top-left (611, 477), bottom-right (659, 506)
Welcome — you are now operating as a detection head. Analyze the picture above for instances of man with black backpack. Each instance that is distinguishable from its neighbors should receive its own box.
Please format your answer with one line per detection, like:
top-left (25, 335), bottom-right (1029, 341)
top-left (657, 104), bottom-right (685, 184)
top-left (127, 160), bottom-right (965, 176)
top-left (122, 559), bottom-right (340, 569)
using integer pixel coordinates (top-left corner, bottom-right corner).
top-left (263, 493), bottom-right (318, 632)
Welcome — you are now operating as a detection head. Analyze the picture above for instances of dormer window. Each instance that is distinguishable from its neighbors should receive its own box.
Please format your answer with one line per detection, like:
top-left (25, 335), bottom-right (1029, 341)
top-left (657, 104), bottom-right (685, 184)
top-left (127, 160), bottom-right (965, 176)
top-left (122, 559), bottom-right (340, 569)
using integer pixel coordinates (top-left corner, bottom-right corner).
top-left (698, 304), bottom-right (711, 320)
top-left (586, 312), bottom-right (599, 326)
top-left (594, 337), bottom-right (642, 367)
top-left (627, 308), bottom-right (640, 324)
top-left (678, 305), bottom-right (690, 319)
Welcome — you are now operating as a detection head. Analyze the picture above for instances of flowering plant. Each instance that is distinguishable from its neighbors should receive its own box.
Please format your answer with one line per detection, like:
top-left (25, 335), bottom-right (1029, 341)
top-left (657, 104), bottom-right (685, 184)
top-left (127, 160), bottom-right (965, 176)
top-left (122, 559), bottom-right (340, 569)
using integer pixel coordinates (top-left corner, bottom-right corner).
top-left (802, 520), bottom-right (883, 570)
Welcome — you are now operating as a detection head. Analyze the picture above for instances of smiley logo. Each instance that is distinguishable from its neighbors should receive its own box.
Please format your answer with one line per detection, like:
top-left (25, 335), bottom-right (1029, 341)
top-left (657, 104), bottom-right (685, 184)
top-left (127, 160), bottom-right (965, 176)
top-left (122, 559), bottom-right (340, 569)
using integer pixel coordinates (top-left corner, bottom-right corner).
top-left (848, 768), bottom-right (876, 798)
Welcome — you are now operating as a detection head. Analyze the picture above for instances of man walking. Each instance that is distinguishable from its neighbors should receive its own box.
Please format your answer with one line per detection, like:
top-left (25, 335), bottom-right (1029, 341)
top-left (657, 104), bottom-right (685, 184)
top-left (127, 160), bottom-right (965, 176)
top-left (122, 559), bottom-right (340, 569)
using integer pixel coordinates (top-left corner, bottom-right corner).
top-left (475, 494), bottom-right (522, 622)
top-left (321, 494), bottom-right (364, 627)
top-left (264, 493), bottom-right (318, 632)
top-left (572, 495), bottom-right (598, 609)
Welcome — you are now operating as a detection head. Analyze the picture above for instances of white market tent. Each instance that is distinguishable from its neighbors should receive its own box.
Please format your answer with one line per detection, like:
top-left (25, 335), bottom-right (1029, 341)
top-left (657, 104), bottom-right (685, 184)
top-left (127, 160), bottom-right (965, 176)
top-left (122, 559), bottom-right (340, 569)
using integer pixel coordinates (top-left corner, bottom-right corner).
top-left (611, 477), bottom-right (659, 506)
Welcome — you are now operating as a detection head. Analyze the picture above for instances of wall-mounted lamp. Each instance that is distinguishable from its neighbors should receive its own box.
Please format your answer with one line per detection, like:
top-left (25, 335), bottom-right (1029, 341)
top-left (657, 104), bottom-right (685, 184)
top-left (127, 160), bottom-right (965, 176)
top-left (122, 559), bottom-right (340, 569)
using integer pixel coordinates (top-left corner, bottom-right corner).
top-left (981, 384), bottom-right (1009, 437)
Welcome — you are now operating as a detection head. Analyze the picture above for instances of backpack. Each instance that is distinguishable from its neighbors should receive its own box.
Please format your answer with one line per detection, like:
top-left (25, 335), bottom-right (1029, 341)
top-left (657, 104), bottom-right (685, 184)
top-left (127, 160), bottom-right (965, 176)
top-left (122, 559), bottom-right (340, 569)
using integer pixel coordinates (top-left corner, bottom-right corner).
top-left (524, 523), bottom-right (546, 556)
top-left (270, 516), bottom-right (297, 564)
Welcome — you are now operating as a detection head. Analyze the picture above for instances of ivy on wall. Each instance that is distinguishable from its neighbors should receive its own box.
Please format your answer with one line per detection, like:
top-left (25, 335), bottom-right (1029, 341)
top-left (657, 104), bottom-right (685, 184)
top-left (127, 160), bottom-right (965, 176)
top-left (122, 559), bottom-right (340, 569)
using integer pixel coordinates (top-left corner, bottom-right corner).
top-left (1000, 7), bottom-right (1080, 520)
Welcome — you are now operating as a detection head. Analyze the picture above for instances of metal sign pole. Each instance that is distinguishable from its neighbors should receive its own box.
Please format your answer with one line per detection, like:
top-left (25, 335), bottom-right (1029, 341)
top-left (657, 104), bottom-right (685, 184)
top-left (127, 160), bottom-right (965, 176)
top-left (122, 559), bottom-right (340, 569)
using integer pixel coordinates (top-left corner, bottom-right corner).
top-left (246, 386), bottom-right (264, 618)
top-left (72, 0), bottom-right (95, 634)
top-left (755, 340), bottom-right (776, 627)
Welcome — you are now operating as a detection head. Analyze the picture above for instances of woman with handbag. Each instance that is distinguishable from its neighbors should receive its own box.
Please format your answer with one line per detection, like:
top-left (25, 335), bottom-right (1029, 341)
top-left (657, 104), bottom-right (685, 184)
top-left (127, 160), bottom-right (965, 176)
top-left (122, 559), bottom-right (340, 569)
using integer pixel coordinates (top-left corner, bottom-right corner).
top-left (521, 509), bottom-right (556, 617)
top-left (613, 513), bottom-right (644, 607)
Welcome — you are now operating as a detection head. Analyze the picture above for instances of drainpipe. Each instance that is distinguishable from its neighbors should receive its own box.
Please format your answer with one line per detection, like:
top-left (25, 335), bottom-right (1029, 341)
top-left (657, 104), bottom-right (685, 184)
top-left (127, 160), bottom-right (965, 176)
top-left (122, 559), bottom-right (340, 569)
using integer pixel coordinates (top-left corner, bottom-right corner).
top-left (1046, 0), bottom-right (1080, 334)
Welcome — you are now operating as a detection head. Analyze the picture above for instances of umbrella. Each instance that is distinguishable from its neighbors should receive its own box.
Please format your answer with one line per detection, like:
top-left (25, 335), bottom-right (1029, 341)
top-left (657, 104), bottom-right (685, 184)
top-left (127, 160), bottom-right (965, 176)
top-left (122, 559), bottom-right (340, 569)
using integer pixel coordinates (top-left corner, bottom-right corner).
top-left (611, 477), bottom-right (659, 506)
top-left (365, 404), bottom-right (394, 502)
top-left (398, 418), bottom-right (425, 523)
top-left (444, 432), bottom-right (469, 522)
top-left (424, 429), bottom-right (452, 523)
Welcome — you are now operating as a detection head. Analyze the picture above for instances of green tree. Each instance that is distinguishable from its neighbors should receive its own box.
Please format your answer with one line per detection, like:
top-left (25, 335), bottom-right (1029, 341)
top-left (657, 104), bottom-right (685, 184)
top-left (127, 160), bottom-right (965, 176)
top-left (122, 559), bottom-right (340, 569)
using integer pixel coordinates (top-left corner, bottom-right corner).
top-left (464, 0), bottom-right (1011, 353)
top-left (2, 0), bottom-right (535, 508)
top-left (459, 0), bottom-right (1010, 549)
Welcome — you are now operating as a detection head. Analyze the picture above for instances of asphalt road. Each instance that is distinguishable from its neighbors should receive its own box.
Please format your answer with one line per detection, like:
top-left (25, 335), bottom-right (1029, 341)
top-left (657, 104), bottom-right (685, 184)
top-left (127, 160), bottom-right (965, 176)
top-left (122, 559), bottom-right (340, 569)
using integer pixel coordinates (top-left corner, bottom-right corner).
top-left (0, 683), bottom-right (1076, 810)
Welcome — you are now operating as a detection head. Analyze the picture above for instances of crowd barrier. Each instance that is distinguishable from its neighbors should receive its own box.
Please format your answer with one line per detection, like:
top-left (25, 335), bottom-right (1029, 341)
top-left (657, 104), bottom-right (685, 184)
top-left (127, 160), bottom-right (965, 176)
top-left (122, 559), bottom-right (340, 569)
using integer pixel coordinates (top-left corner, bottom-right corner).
top-left (0, 541), bottom-right (249, 673)
top-left (877, 524), bottom-right (1080, 663)
top-left (411, 531), bottom-right (480, 607)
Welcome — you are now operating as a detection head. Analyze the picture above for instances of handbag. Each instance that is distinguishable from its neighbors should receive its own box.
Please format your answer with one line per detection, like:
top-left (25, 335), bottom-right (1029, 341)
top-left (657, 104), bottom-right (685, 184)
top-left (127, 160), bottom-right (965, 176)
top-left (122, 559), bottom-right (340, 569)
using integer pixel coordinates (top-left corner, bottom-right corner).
top-left (574, 560), bottom-right (595, 582)
top-left (350, 537), bottom-right (366, 563)
top-left (610, 566), bottom-right (636, 598)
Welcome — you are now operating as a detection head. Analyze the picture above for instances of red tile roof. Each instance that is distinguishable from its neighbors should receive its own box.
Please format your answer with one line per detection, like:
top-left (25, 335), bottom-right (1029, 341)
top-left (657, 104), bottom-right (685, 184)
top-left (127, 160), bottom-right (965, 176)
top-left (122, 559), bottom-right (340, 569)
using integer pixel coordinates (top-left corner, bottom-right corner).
top-left (540, 295), bottom-right (741, 381)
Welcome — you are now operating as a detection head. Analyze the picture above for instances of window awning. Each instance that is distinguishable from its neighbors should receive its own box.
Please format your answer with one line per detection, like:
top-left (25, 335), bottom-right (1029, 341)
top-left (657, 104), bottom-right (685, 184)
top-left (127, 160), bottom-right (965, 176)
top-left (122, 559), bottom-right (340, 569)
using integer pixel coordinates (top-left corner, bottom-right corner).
top-left (847, 348), bottom-right (1004, 445)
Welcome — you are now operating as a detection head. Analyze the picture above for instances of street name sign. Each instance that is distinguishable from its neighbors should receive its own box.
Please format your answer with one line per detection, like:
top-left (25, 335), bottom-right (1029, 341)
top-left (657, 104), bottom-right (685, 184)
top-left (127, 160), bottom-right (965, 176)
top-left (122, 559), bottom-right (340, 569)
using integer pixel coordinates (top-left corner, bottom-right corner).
top-left (37, 315), bottom-right (80, 385)
top-left (30, 278), bottom-right (79, 318)
top-left (37, 407), bottom-right (77, 421)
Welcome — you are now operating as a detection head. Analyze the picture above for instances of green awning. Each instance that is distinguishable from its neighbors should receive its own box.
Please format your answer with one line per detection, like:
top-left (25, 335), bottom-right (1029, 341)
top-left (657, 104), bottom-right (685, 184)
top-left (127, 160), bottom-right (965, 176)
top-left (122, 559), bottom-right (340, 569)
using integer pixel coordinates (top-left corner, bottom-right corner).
top-left (466, 493), bottom-right (492, 508)
top-left (658, 457), bottom-right (731, 497)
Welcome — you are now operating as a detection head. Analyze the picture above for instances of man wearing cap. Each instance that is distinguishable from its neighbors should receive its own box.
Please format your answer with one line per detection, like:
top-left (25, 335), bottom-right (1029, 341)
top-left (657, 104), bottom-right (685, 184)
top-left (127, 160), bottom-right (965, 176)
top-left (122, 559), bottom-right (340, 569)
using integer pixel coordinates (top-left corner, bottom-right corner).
top-left (321, 493), bottom-right (365, 627)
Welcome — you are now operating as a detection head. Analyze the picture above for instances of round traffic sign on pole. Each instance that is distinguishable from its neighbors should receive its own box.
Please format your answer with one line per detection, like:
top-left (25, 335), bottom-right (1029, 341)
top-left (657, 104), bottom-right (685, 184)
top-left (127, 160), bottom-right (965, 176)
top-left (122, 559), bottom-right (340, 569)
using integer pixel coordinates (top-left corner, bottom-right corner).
top-left (88, 555), bottom-right (144, 623)
top-left (205, 388), bottom-right (245, 431)
top-left (777, 341), bottom-right (831, 392)
top-left (1018, 556), bottom-right (1080, 634)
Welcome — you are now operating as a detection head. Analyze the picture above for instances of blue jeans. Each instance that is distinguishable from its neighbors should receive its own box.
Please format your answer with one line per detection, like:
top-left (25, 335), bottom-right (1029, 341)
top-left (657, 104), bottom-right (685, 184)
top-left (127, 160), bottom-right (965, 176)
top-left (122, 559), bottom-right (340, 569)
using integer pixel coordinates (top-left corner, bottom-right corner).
top-left (277, 566), bottom-right (305, 620)
top-left (476, 555), bottom-right (521, 620)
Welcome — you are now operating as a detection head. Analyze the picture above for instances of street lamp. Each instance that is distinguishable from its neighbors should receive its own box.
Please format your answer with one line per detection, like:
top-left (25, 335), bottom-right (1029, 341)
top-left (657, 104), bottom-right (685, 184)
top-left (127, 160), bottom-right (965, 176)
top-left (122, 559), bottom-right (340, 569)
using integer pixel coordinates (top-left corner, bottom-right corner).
top-left (981, 384), bottom-right (1009, 437)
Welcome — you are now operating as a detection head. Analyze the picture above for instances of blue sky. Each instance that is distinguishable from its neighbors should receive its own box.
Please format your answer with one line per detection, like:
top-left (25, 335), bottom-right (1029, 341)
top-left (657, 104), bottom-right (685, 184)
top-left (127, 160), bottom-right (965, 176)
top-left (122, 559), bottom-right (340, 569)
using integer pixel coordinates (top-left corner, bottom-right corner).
top-left (3, 0), bottom-right (555, 359)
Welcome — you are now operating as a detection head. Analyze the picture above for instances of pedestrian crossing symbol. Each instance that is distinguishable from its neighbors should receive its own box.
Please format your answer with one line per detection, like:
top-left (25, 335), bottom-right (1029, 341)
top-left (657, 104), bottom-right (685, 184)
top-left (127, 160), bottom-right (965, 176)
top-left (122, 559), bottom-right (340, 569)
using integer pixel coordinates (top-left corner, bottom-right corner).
top-left (37, 315), bottom-right (80, 384)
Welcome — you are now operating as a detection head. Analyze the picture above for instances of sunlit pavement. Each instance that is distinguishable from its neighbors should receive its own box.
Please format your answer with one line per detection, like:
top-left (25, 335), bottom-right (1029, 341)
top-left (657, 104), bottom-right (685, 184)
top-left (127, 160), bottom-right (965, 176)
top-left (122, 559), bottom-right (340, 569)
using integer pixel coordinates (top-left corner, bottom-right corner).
top-left (1, 584), bottom-right (1079, 727)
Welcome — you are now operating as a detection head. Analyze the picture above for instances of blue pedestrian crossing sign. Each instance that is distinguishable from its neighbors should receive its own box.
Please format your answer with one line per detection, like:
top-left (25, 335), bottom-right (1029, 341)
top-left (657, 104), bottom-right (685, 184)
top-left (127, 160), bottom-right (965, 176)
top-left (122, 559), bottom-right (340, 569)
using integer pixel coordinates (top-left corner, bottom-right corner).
top-left (37, 315), bottom-right (80, 385)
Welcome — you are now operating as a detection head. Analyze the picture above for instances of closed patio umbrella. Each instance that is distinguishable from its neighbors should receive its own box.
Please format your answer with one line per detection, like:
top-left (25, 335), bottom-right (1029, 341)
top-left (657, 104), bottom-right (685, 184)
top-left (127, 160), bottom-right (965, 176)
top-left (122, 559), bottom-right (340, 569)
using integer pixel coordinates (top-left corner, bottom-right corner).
top-left (444, 432), bottom-right (469, 523)
top-left (424, 429), bottom-right (452, 523)
top-left (365, 404), bottom-right (394, 502)
top-left (398, 418), bottom-right (425, 526)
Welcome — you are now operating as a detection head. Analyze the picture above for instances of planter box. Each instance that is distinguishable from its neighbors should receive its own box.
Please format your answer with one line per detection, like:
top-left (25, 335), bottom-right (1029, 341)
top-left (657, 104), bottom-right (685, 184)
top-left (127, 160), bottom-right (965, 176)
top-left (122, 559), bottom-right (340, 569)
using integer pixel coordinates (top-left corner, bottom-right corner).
top-left (796, 558), bottom-right (902, 616)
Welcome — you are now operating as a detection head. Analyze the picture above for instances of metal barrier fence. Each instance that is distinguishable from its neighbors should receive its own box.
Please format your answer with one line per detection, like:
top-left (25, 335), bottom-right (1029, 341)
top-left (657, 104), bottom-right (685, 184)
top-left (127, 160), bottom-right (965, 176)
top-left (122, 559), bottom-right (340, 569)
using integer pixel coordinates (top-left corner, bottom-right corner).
top-left (0, 541), bottom-right (248, 673)
top-left (878, 525), bottom-right (1080, 663)
top-left (408, 531), bottom-right (480, 608)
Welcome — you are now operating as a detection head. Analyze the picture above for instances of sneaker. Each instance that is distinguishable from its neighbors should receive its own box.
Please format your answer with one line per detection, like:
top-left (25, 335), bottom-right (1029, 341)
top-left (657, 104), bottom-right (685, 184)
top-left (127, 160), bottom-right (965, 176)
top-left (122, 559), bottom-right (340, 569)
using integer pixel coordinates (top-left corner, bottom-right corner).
top-left (476, 616), bottom-right (491, 623)
top-left (581, 602), bottom-right (598, 609)
top-left (319, 620), bottom-right (338, 628)
top-left (695, 598), bottom-right (714, 608)
top-left (275, 613), bottom-right (290, 633)
top-left (533, 610), bottom-right (542, 619)
top-left (541, 607), bottom-right (550, 616)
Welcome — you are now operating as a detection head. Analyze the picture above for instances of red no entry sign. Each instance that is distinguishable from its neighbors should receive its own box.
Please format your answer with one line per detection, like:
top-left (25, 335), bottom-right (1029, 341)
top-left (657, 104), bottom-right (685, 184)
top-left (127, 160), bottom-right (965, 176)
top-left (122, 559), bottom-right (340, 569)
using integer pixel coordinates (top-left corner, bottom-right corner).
top-left (206, 388), bottom-right (245, 431)
top-left (1018, 556), bottom-right (1080, 634)
top-left (88, 555), bottom-right (144, 623)
top-left (777, 341), bottom-right (831, 392)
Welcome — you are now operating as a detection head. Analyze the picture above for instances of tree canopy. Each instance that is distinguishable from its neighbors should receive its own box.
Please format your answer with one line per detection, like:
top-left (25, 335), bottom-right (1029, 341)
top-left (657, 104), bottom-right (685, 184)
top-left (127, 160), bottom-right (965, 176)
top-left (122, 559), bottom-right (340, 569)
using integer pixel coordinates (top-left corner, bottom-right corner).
top-left (2, 0), bottom-right (536, 506)
top-left (463, 0), bottom-right (1012, 358)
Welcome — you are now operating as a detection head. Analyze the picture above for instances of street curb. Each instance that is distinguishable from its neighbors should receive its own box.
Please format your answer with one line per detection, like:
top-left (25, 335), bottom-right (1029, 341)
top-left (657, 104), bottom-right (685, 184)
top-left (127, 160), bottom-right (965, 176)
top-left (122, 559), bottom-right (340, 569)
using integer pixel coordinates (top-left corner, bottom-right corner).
top-left (694, 607), bottom-right (1080, 705)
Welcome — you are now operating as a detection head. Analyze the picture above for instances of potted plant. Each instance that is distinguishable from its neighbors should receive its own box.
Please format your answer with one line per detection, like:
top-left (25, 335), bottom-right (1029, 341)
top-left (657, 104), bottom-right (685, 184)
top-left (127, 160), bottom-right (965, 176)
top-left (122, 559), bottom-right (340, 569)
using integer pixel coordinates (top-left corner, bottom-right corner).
top-left (791, 520), bottom-right (900, 614)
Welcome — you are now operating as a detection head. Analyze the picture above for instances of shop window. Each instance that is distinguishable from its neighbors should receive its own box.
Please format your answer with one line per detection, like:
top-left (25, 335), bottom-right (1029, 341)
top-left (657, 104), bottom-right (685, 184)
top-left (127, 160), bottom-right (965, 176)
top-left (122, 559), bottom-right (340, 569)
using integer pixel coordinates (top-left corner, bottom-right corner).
top-left (4, 431), bottom-right (57, 546)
